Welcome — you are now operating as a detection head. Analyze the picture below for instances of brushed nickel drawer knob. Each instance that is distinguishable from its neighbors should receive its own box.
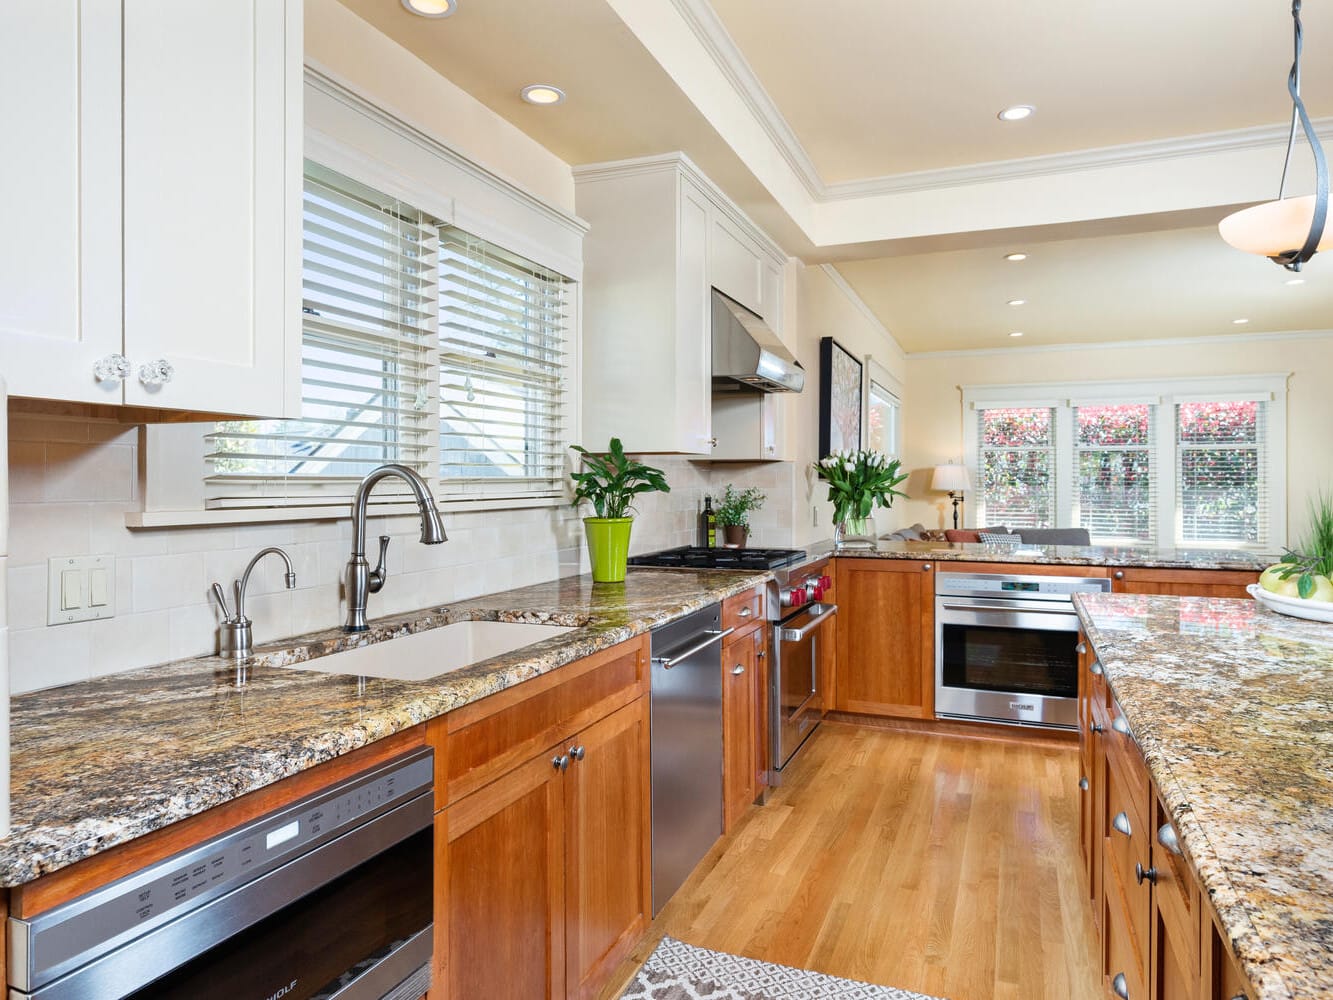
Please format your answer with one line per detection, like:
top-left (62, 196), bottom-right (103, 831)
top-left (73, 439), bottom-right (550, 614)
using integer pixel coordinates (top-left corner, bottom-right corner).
top-left (568, 745), bottom-right (585, 762)
top-left (738, 607), bottom-right (753, 618)
top-left (1112, 972), bottom-right (1130, 998)
top-left (1079, 776), bottom-right (1090, 791)
top-left (1076, 641), bottom-right (1087, 654)
top-left (1112, 716), bottom-right (1131, 736)
top-left (1157, 823), bottom-right (1183, 856)
top-left (1090, 722), bottom-right (1105, 734)
top-left (1113, 811), bottom-right (1133, 837)
top-left (1135, 862), bottom-right (1158, 886)
top-left (922, 563), bottom-right (931, 571)
top-left (552, 754), bottom-right (570, 772)
top-left (732, 664), bottom-right (746, 675)
top-left (1090, 660), bottom-right (1104, 676)
top-left (1113, 570), bottom-right (1125, 580)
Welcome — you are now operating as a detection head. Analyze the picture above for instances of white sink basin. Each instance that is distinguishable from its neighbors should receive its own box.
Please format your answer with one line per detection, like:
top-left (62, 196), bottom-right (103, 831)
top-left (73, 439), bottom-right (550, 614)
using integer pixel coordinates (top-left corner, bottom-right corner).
top-left (280, 620), bottom-right (577, 682)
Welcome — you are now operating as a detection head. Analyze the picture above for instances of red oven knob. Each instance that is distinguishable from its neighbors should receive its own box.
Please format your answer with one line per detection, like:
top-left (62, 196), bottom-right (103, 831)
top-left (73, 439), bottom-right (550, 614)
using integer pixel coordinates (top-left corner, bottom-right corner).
top-left (820, 574), bottom-right (832, 592)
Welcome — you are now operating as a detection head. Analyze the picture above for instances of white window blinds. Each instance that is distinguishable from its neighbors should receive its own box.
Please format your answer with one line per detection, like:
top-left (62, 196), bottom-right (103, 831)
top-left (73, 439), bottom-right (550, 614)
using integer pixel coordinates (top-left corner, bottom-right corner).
top-left (1073, 404), bottom-right (1157, 544)
top-left (977, 406), bottom-right (1057, 529)
top-left (438, 230), bottom-right (570, 499)
top-left (1176, 400), bottom-right (1268, 545)
top-left (206, 164), bottom-right (437, 503)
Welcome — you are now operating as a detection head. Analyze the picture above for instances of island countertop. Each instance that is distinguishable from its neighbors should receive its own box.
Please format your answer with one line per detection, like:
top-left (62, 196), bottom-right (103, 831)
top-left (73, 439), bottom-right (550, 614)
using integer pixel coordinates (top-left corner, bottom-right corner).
top-left (0, 567), bottom-right (768, 888)
top-left (1074, 591), bottom-right (1333, 1000)
top-left (829, 539), bottom-right (1274, 571)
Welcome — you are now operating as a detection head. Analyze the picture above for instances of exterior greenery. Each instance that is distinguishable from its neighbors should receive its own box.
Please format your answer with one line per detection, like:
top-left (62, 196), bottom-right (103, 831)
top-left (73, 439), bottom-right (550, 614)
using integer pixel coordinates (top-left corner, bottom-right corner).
top-left (570, 437), bottom-right (671, 519)
top-left (813, 449), bottom-right (908, 525)
top-left (715, 485), bottom-right (766, 530)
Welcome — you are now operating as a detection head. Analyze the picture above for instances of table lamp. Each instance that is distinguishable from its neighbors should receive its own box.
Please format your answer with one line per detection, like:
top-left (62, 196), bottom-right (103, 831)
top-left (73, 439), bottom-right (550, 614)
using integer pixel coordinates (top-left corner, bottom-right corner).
top-left (932, 464), bottom-right (972, 530)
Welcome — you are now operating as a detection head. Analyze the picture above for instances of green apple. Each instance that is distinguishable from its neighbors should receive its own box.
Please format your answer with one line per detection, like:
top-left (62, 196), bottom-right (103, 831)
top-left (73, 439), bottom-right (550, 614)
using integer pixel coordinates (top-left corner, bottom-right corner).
top-left (1259, 565), bottom-right (1300, 597)
top-left (1305, 574), bottom-right (1333, 603)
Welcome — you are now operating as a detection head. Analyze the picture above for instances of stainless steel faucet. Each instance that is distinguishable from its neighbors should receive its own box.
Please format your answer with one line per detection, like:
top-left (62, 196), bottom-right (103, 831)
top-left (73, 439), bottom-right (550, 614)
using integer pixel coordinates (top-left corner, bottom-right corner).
top-left (212, 547), bottom-right (297, 657)
top-left (343, 463), bottom-right (447, 632)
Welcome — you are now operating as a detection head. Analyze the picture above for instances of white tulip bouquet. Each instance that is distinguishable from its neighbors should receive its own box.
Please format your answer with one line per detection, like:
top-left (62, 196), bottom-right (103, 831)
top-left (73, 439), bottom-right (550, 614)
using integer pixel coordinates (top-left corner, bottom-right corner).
top-left (813, 449), bottom-right (909, 525)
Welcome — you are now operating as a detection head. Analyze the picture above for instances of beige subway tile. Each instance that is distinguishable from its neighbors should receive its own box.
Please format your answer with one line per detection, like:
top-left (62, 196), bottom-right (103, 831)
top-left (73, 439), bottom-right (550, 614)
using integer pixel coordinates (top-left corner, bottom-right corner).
top-left (44, 441), bottom-right (135, 503)
top-left (89, 611), bottom-right (171, 677)
top-left (132, 553), bottom-right (207, 612)
top-left (8, 442), bottom-right (44, 503)
top-left (9, 623), bottom-right (92, 693)
top-left (7, 502), bottom-right (92, 566)
top-left (5, 564), bottom-right (48, 631)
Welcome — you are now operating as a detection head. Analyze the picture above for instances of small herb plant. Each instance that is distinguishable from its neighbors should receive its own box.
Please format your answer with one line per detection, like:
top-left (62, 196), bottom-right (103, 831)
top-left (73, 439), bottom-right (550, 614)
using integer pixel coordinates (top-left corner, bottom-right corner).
top-left (715, 485), bottom-right (766, 530)
top-left (570, 437), bottom-right (671, 519)
top-left (813, 449), bottom-right (909, 524)
top-left (1272, 491), bottom-right (1333, 598)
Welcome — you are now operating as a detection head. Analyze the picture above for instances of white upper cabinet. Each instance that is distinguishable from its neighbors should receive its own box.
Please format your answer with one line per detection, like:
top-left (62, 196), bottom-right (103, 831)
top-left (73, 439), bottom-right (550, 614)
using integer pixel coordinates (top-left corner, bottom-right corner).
top-left (575, 154), bottom-right (789, 459)
top-left (0, 1), bottom-right (301, 418)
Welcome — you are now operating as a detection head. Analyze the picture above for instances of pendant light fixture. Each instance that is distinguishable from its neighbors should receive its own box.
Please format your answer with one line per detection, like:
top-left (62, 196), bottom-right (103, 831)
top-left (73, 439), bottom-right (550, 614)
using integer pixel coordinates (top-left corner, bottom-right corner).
top-left (1218, 0), bottom-right (1329, 271)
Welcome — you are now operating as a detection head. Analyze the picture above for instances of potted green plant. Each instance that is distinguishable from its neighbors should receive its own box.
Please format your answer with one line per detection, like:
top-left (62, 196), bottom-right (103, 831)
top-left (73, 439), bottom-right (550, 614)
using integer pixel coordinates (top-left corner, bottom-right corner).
top-left (571, 437), bottom-right (671, 582)
top-left (715, 484), bottom-right (766, 548)
top-left (813, 449), bottom-right (909, 548)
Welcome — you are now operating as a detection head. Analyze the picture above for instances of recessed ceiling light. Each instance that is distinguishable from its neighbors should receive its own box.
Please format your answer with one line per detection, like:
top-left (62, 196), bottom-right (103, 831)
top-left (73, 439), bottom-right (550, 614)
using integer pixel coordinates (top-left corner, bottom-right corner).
top-left (400, 0), bottom-right (456, 17)
top-left (1004, 252), bottom-right (1028, 262)
top-left (1232, 318), bottom-right (1250, 325)
top-left (1007, 298), bottom-right (1027, 306)
top-left (1286, 277), bottom-right (1306, 285)
top-left (998, 105), bottom-right (1035, 122)
top-left (1009, 331), bottom-right (1025, 338)
top-left (521, 84), bottom-right (566, 106)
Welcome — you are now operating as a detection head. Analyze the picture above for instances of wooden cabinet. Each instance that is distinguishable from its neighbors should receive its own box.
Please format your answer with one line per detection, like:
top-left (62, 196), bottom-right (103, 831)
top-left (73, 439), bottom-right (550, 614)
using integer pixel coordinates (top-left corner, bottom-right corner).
top-left (722, 628), bottom-right (758, 831)
top-left (430, 636), bottom-right (652, 1000)
top-left (1109, 568), bottom-right (1258, 599)
top-left (575, 154), bottom-right (788, 459)
top-left (833, 559), bottom-right (934, 719)
top-left (0, 1), bottom-right (301, 417)
top-left (1151, 795), bottom-right (1200, 1000)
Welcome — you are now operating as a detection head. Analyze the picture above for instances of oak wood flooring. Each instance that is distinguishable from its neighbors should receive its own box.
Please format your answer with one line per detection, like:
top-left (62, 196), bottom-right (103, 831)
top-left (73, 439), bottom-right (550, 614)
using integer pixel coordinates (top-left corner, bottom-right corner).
top-left (599, 722), bottom-right (1101, 1000)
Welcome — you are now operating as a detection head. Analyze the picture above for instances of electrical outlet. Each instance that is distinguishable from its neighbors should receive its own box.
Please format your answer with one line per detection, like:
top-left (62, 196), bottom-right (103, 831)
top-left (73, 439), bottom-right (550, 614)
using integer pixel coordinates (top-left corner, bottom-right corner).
top-left (47, 555), bottom-right (116, 626)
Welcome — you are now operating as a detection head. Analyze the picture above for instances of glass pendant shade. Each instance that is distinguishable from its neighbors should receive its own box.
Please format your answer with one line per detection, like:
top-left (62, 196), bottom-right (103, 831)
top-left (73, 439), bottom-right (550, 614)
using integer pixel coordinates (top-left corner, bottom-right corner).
top-left (1219, 194), bottom-right (1332, 259)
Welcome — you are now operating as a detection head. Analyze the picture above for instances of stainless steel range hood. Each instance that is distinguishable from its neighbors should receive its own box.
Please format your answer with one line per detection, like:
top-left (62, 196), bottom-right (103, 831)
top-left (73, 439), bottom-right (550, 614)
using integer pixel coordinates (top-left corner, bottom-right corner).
top-left (711, 289), bottom-right (804, 393)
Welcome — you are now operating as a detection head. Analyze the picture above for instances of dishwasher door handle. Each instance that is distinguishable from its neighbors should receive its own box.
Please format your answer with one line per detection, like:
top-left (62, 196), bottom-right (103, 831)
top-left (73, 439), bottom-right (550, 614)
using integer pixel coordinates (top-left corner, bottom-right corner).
top-left (652, 627), bottom-right (735, 668)
top-left (778, 603), bottom-right (838, 642)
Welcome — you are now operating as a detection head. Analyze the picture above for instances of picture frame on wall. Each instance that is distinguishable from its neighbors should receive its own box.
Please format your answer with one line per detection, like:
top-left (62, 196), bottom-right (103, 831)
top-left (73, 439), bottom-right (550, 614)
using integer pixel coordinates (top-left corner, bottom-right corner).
top-left (819, 336), bottom-right (863, 458)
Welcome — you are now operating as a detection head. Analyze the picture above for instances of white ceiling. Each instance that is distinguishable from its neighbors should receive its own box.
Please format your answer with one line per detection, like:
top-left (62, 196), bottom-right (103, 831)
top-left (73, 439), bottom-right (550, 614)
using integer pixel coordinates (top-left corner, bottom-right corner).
top-left (333, 0), bottom-right (1333, 353)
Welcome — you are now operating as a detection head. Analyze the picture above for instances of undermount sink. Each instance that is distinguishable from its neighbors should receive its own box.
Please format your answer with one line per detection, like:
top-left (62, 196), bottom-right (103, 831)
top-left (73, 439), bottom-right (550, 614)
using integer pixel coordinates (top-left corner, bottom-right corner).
top-left (279, 620), bottom-right (577, 682)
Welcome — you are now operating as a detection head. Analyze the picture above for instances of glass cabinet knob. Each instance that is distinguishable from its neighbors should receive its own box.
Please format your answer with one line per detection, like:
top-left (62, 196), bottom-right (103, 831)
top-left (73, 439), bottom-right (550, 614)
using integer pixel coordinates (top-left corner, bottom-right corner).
top-left (93, 354), bottom-right (131, 382)
top-left (138, 359), bottom-right (175, 386)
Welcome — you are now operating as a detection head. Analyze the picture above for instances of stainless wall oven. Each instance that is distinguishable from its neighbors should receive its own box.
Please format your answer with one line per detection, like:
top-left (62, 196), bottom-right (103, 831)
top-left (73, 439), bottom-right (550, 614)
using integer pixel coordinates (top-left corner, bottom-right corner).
top-left (9, 749), bottom-right (435, 1000)
top-left (934, 571), bottom-right (1110, 730)
top-left (769, 556), bottom-right (836, 782)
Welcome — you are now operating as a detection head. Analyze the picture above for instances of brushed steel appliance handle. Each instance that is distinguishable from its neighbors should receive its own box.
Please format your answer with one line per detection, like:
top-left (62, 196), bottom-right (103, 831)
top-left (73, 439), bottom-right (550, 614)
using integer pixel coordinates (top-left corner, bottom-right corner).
top-left (939, 602), bottom-right (1077, 616)
top-left (652, 627), bottom-right (735, 668)
top-left (778, 603), bottom-right (838, 642)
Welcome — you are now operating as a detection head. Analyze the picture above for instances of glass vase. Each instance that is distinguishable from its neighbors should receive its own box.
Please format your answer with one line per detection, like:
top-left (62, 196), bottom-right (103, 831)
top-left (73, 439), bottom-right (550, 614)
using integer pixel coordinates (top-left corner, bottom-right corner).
top-left (834, 516), bottom-right (877, 550)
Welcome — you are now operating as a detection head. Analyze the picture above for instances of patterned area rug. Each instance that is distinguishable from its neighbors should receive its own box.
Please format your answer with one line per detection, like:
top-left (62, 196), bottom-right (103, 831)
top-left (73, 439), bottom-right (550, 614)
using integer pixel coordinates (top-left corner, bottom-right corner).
top-left (619, 936), bottom-right (947, 1000)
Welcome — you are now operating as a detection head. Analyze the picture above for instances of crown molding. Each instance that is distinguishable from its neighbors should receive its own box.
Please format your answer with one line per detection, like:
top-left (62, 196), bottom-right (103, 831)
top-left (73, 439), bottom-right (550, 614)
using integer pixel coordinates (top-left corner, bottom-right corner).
top-left (908, 328), bottom-right (1333, 360)
top-left (819, 265), bottom-right (906, 360)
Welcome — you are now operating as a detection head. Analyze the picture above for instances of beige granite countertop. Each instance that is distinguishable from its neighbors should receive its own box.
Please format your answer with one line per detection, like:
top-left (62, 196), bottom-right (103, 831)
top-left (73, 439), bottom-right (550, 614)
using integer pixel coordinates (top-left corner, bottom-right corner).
top-left (831, 539), bottom-right (1274, 570)
top-left (1074, 592), bottom-right (1333, 1000)
top-left (0, 568), bottom-right (768, 888)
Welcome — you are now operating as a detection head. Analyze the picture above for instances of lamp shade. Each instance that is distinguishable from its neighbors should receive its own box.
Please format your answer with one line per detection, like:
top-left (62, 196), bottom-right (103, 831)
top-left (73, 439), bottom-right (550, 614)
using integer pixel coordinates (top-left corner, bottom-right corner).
top-left (932, 464), bottom-right (971, 493)
top-left (1218, 195), bottom-right (1332, 258)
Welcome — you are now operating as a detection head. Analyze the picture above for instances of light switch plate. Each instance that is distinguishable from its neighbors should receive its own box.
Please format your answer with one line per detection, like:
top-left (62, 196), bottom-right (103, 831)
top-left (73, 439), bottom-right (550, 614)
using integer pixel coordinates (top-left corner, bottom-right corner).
top-left (47, 555), bottom-right (116, 626)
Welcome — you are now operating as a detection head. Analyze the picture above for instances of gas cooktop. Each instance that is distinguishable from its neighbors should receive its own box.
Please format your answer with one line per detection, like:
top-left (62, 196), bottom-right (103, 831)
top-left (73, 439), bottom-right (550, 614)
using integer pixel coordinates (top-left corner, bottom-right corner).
top-left (627, 546), bottom-right (808, 571)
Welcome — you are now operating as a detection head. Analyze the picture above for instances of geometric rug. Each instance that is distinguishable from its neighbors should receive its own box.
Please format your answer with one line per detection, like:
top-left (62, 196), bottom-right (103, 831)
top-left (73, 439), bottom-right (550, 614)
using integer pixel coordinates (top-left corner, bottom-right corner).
top-left (618, 936), bottom-right (948, 1000)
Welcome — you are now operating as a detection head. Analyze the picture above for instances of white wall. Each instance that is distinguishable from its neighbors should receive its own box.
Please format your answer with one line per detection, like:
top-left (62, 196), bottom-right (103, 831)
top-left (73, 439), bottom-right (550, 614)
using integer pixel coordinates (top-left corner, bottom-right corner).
top-left (897, 333), bottom-right (1333, 546)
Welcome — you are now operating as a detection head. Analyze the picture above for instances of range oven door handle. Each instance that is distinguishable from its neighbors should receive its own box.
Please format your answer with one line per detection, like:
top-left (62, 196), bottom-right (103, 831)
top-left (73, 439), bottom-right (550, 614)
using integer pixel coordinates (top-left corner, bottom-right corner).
top-left (652, 627), bottom-right (735, 669)
top-left (938, 603), bottom-right (1076, 617)
top-left (778, 603), bottom-right (838, 642)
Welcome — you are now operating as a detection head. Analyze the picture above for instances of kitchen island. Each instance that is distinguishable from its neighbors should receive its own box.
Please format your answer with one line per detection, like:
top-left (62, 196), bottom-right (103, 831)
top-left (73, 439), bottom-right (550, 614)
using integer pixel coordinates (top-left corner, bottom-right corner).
top-left (0, 567), bottom-right (768, 887)
top-left (1075, 591), bottom-right (1333, 1000)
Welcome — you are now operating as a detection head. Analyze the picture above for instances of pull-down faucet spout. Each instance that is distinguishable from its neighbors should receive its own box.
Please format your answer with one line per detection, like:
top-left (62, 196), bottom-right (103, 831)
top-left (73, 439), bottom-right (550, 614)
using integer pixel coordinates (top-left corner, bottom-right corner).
top-left (343, 464), bottom-right (447, 632)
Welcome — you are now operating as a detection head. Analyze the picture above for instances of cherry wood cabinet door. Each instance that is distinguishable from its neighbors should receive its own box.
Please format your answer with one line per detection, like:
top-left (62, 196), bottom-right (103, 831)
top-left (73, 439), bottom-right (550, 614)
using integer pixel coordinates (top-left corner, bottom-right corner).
top-left (437, 750), bottom-right (566, 1000)
top-left (751, 626), bottom-right (771, 796)
top-left (1110, 567), bottom-right (1257, 599)
top-left (564, 698), bottom-right (652, 1000)
top-left (722, 632), bottom-right (757, 832)
top-left (833, 559), bottom-right (934, 718)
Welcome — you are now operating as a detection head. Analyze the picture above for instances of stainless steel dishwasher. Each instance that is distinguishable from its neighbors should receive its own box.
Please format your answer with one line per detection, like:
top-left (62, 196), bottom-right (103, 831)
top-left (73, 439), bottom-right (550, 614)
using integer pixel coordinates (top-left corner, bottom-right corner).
top-left (649, 603), bottom-right (730, 915)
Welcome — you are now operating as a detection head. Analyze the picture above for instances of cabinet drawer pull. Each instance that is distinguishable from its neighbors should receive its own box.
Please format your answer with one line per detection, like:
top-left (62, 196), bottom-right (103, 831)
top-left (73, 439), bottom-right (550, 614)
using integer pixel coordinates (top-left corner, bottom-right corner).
top-left (1090, 659), bottom-right (1104, 676)
top-left (1112, 811), bottom-right (1132, 837)
top-left (732, 664), bottom-right (746, 675)
top-left (738, 606), bottom-right (753, 619)
top-left (1135, 862), bottom-right (1157, 886)
top-left (568, 745), bottom-right (585, 762)
top-left (1111, 972), bottom-right (1130, 998)
top-left (1112, 716), bottom-right (1131, 736)
top-left (1076, 641), bottom-right (1087, 655)
top-left (1079, 776), bottom-right (1089, 792)
top-left (1113, 570), bottom-right (1125, 581)
top-left (93, 353), bottom-right (131, 382)
top-left (1157, 823), bottom-right (1183, 856)
top-left (138, 358), bottom-right (175, 386)
top-left (1090, 722), bottom-right (1105, 734)
top-left (922, 563), bottom-right (931, 571)
top-left (552, 754), bottom-right (570, 772)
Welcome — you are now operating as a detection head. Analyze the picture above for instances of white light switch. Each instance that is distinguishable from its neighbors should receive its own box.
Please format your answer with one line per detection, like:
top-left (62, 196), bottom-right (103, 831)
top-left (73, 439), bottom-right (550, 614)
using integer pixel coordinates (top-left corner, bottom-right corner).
top-left (48, 555), bottom-right (116, 626)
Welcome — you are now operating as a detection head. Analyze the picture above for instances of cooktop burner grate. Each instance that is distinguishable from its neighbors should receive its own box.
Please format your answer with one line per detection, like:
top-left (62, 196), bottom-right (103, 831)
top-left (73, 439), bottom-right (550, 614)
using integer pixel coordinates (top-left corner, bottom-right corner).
top-left (627, 546), bottom-right (807, 571)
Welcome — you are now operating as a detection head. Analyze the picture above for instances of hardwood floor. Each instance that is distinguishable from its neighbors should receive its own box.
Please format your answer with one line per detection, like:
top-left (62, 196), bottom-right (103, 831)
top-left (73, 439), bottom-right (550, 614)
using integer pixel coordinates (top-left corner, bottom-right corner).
top-left (599, 722), bottom-right (1102, 1000)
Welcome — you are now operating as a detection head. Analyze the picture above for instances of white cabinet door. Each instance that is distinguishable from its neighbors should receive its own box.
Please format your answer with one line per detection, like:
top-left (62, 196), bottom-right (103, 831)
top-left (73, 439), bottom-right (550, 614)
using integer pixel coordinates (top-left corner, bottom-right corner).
top-left (0, 2), bottom-right (123, 403)
top-left (709, 213), bottom-right (763, 315)
top-left (677, 179), bottom-right (714, 455)
top-left (121, 0), bottom-right (300, 416)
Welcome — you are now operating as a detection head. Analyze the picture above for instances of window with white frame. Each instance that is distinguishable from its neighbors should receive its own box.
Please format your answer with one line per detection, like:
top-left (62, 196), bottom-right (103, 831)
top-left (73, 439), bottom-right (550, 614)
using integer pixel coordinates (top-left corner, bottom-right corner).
top-left (206, 161), bottom-right (573, 510)
top-left (963, 376), bottom-right (1287, 548)
top-left (864, 359), bottom-right (903, 458)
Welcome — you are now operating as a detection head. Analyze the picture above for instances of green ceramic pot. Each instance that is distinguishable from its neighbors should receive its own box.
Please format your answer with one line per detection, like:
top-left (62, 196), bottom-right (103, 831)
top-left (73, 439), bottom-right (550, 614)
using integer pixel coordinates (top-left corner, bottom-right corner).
top-left (584, 517), bottom-right (634, 583)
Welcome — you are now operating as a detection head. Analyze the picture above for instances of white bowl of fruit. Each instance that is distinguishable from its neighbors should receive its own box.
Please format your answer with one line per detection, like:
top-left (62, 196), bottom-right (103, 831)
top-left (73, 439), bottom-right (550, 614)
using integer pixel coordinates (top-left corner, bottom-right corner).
top-left (1249, 557), bottom-right (1333, 624)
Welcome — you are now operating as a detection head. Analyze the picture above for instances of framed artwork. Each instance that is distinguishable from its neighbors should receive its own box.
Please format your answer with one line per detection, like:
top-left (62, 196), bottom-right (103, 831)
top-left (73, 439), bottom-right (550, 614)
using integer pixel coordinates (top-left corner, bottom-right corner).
top-left (818, 336), bottom-right (862, 458)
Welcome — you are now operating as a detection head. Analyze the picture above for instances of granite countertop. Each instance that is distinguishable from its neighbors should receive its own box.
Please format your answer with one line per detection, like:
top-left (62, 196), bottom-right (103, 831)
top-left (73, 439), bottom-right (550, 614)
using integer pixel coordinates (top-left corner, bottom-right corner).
top-left (1074, 592), bottom-right (1333, 1000)
top-left (829, 538), bottom-right (1274, 571)
top-left (0, 568), bottom-right (768, 888)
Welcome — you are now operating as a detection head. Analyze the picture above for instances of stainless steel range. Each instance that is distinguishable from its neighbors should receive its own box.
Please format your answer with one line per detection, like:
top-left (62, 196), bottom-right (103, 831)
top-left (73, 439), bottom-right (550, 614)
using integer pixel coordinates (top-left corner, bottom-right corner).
top-left (766, 555), bottom-right (836, 782)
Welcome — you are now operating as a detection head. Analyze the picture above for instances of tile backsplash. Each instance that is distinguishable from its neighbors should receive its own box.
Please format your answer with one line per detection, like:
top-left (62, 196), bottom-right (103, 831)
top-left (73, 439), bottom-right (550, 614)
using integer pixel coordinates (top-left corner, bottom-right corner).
top-left (6, 412), bottom-right (794, 692)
